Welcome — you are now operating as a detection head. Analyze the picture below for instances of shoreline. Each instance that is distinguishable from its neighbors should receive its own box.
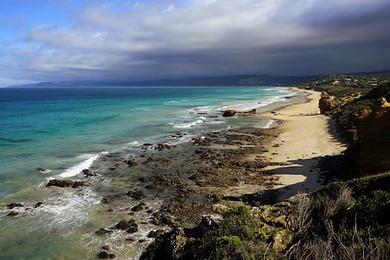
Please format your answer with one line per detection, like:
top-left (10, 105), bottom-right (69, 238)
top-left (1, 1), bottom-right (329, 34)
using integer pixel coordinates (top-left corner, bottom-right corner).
top-left (0, 87), bottom-right (348, 259)
top-left (260, 88), bottom-right (347, 199)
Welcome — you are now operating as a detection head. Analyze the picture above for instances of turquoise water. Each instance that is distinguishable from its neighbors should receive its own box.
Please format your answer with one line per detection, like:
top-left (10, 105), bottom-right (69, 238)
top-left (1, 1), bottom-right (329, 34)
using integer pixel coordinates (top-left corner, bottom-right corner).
top-left (0, 85), bottom-right (295, 259)
top-left (0, 86), bottom-right (292, 198)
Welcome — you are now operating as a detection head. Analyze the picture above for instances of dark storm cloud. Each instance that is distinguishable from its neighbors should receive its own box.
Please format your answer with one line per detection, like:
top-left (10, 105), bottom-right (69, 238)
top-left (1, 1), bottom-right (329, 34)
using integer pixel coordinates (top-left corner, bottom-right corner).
top-left (3, 0), bottom-right (390, 85)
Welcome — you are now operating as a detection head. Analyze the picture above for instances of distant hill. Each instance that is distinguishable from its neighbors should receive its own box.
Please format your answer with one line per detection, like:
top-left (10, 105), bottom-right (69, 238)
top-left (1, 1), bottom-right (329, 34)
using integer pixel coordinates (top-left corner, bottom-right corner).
top-left (9, 69), bottom-right (390, 88)
top-left (10, 74), bottom-right (318, 88)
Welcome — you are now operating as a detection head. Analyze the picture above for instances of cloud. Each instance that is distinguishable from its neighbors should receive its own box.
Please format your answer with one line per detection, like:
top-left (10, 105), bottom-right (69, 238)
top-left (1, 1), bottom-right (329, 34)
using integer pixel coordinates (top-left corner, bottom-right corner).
top-left (4, 0), bottom-right (390, 84)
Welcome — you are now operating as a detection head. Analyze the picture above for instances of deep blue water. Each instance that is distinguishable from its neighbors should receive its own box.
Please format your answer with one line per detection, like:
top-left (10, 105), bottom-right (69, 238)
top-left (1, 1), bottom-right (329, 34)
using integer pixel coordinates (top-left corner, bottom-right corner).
top-left (0, 86), bottom-right (292, 197)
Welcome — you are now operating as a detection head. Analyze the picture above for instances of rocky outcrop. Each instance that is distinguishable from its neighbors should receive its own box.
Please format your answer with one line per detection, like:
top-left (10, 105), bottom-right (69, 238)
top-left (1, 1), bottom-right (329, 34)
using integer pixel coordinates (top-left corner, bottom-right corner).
top-left (7, 203), bottom-right (24, 209)
top-left (46, 179), bottom-right (85, 188)
top-left (124, 159), bottom-right (138, 167)
top-left (222, 109), bottom-right (257, 117)
top-left (115, 219), bottom-right (139, 233)
top-left (140, 228), bottom-right (187, 260)
top-left (319, 92), bottom-right (342, 114)
top-left (97, 250), bottom-right (116, 259)
top-left (357, 97), bottom-right (390, 174)
top-left (222, 110), bottom-right (236, 117)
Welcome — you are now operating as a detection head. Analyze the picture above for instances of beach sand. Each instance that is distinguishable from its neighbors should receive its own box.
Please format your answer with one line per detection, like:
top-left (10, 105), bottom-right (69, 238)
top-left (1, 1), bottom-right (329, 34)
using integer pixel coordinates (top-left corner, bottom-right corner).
top-left (260, 88), bottom-right (347, 199)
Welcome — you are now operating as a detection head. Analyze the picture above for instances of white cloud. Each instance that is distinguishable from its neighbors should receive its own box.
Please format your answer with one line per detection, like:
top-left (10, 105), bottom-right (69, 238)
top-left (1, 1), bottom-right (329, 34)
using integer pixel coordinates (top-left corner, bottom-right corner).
top-left (4, 0), bottom-right (390, 82)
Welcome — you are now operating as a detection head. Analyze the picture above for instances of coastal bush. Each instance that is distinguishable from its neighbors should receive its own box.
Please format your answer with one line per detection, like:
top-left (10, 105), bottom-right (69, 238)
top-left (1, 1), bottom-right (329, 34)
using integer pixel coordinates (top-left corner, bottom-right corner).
top-left (288, 173), bottom-right (390, 260)
top-left (219, 236), bottom-right (242, 250)
top-left (335, 82), bottom-right (390, 136)
top-left (312, 85), bottom-right (371, 98)
top-left (218, 206), bottom-right (260, 240)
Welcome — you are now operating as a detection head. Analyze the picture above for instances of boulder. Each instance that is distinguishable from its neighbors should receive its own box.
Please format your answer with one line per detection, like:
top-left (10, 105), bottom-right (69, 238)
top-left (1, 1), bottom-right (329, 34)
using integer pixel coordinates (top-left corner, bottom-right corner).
top-left (95, 228), bottom-right (113, 236)
top-left (222, 110), bottom-right (236, 117)
top-left (127, 190), bottom-right (145, 200)
top-left (7, 211), bottom-right (19, 217)
top-left (7, 203), bottom-right (24, 209)
top-left (82, 169), bottom-right (96, 177)
top-left (148, 230), bottom-right (166, 238)
top-left (97, 250), bottom-right (116, 259)
top-left (155, 144), bottom-right (171, 151)
top-left (115, 219), bottom-right (138, 233)
top-left (131, 203), bottom-right (145, 212)
top-left (46, 179), bottom-right (85, 188)
top-left (124, 159), bottom-right (138, 167)
top-left (34, 202), bottom-right (43, 208)
top-left (152, 212), bottom-right (177, 226)
top-left (140, 228), bottom-right (187, 260)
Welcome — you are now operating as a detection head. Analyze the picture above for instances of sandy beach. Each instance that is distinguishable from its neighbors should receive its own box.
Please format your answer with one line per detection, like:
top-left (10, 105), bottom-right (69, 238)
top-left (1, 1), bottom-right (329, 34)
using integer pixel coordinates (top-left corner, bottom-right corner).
top-left (261, 88), bottom-right (347, 199)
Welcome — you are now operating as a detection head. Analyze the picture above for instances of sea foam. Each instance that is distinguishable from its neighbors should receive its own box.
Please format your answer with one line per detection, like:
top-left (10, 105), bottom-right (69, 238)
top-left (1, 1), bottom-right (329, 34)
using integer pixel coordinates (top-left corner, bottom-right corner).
top-left (57, 153), bottom-right (103, 178)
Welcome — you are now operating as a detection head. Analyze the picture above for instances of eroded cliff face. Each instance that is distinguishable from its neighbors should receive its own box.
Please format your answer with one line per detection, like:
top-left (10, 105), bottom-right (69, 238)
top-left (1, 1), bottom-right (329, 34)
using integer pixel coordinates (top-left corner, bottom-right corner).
top-left (322, 82), bottom-right (390, 175)
top-left (319, 92), bottom-right (342, 114)
top-left (357, 99), bottom-right (390, 174)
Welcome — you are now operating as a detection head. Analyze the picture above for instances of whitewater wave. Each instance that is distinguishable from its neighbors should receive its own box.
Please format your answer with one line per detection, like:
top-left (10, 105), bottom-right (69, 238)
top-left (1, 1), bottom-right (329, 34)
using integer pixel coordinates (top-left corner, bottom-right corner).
top-left (164, 99), bottom-right (190, 105)
top-left (57, 152), bottom-right (105, 178)
top-left (263, 119), bottom-right (275, 129)
top-left (220, 88), bottom-right (296, 112)
top-left (169, 119), bottom-right (204, 129)
top-left (127, 141), bottom-right (140, 147)
top-left (35, 188), bottom-right (100, 235)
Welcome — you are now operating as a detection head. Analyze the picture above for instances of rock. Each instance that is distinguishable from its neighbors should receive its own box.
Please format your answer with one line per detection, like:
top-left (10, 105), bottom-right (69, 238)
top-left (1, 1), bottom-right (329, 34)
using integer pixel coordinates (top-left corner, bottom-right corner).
top-left (71, 181), bottom-right (85, 188)
top-left (124, 159), bottom-right (138, 167)
top-left (115, 219), bottom-right (138, 233)
top-left (272, 229), bottom-right (293, 252)
top-left (239, 108), bottom-right (257, 115)
top-left (82, 169), bottom-right (96, 177)
top-left (155, 144), bottom-right (171, 151)
top-left (7, 203), bottom-right (24, 209)
top-left (46, 179), bottom-right (85, 188)
top-left (95, 228), bottom-right (113, 236)
top-left (127, 190), bottom-right (145, 200)
top-left (222, 110), bottom-right (236, 117)
top-left (140, 228), bottom-right (187, 260)
top-left (319, 92), bottom-right (342, 114)
top-left (357, 102), bottom-right (390, 174)
top-left (101, 245), bottom-right (110, 251)
top-left (152, 212), bottom-right (177, 226)
top-left (97, 250), bottom-right (115, 259)
top-left (7, 211), bottom-right (19, 217)
top-left (199, 215), bottom-right (222, 229)
top-left (376, 97), bottom-right (390, 108)
top-left (34, 202), bottom-right (43, 208)
top-left (127, 224), bottom-right (139, 233)
top-left (116, 219), bottom-right (134, 230)
top-left (131, 203), bottom-right (145, 212)
top-left (148, 230), bottom-right (166, 238)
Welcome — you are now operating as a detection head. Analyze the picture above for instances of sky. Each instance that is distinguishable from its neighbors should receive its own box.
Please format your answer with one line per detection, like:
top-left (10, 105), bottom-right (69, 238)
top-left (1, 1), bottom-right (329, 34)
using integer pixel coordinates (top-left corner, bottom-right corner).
top-left (1, 0), bottom-right (390, 86)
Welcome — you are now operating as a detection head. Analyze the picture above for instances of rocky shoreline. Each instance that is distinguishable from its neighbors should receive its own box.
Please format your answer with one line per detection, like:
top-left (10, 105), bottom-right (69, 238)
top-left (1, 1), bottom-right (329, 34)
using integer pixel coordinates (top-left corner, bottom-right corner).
top-left (1, 89), bottom-right (314, 259)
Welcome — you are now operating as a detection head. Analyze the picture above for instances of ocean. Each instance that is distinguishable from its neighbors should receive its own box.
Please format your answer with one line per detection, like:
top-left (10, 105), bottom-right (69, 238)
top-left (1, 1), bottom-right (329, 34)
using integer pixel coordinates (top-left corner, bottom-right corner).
top-left (0, 86), bottom-right (295, 259)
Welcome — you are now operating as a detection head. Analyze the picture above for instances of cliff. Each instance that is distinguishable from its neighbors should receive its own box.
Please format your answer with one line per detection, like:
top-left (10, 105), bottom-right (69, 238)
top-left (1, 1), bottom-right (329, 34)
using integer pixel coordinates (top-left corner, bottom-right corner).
top-left (320, 82), bottom-right (390, 175)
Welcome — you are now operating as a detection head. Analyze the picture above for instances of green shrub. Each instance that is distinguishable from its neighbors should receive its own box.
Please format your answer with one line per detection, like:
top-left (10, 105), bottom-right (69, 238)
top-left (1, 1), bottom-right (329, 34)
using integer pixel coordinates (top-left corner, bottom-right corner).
top-left (219, 236), bottom-right (242, 250)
